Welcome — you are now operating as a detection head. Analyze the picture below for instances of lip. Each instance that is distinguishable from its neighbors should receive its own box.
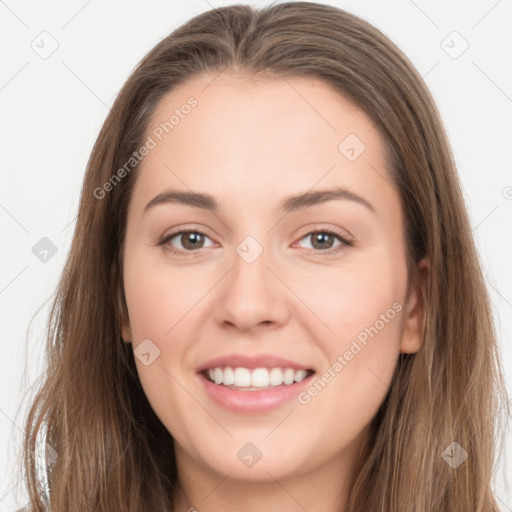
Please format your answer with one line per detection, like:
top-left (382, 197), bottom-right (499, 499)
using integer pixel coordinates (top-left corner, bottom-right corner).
top-left (198, 372), bottom-right (314, 413)
top-left (196, 353), bottom-right (315, 414)
top-left (196, 353), bottom-right (313, 372)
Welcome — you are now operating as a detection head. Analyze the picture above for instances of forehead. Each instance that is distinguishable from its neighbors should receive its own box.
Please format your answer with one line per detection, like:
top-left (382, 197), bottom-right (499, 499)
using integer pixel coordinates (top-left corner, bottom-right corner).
top-left (131, 72), bottom-right (398, 221)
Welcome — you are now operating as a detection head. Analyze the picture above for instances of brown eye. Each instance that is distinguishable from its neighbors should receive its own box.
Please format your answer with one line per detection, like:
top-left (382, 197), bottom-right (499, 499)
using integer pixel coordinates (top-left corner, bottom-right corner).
top-left (162, 230), bottom-right (215, 253)
top-left (310, 232), bottom-right (336, 250)
top-left (296, 229), bottom-right (352, 254)
top-left (180, 232), bottom-right (205, 250)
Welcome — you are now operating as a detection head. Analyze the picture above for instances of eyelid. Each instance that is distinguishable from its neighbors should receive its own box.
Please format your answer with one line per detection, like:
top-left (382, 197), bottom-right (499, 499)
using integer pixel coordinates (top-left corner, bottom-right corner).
top-left (294, 223), bottom-right (353, 241)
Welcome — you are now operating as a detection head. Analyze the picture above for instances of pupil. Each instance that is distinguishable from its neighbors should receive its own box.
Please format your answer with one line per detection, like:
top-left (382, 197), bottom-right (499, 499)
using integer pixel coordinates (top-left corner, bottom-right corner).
top-left (313, 233), bottom-right (333, 249)
top-left (183, 232), bottom-right (203, 250)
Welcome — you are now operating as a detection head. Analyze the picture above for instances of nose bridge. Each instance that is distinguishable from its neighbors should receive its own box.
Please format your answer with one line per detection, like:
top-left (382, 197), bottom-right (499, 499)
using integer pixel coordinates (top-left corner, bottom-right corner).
top-left (230, 233), bottom-right (275, 304)
top-left (233, 235), bottom-right (271, 288)
top-left (214, 233), bottom-right (289, 331)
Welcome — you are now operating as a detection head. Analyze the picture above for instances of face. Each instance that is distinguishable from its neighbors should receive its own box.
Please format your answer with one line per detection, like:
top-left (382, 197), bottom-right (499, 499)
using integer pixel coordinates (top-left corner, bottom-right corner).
top-left (121, 73), bottom-right (427, 486)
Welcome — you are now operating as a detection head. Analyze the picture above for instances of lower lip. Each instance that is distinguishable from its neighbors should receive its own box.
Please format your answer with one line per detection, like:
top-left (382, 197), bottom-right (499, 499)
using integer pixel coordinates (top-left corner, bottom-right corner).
top-left (198, 373), bottom-right (314, 414)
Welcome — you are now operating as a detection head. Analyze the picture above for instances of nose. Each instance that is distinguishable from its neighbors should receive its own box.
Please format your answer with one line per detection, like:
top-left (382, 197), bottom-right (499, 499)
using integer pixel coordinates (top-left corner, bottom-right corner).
top-left (213, 243), bottom-right (290, 333)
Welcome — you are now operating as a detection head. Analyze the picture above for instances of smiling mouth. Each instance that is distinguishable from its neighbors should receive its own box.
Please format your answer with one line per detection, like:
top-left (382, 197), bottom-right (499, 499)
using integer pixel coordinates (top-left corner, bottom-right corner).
top-left (201, 366), bottom-right (315, 391)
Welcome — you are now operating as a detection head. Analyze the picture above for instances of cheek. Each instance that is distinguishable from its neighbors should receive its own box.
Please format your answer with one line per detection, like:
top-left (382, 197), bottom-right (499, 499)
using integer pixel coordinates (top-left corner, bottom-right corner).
top-left (123, 255), bottom-right (207, 340)
top-left (293, 271), bottom-right (403, 450)
top-left (291, 257), bottom-right (405, 403)
top-left (291, 257), bottom-right (405, 346)
top-left (122, 258), bottom-right (202, 431)
top-left (122, 255), bottom-right (212, 405)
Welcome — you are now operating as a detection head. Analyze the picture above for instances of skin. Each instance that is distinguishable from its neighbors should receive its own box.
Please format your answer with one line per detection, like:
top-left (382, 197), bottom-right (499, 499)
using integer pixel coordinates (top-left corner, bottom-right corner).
top-left (121, 72), bottom-right (429, 511)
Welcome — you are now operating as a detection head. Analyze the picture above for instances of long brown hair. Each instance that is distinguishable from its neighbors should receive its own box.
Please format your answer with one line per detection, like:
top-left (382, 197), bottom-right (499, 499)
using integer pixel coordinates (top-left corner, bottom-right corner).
top-left (20, 2), bottom-right (509, 510)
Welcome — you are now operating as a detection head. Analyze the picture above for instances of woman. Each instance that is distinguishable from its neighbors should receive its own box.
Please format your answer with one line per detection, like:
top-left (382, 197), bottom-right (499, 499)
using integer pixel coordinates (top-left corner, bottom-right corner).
top-left (19, 2), bottom-right (509, 510)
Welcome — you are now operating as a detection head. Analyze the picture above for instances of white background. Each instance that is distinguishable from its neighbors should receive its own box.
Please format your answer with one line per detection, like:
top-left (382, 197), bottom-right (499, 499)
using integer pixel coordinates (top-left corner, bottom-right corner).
top-left (1, 0), bottom-right (511, 509)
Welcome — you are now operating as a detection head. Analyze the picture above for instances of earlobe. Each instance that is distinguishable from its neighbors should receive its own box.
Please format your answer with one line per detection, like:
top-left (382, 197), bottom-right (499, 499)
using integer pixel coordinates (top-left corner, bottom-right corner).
top-left (400, 257), bottom-right (430, 354)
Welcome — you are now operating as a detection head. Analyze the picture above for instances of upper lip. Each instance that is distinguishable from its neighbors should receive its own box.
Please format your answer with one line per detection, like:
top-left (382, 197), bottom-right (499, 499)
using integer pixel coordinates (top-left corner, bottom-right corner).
top-left (196, 353), bottom-right (314, 373)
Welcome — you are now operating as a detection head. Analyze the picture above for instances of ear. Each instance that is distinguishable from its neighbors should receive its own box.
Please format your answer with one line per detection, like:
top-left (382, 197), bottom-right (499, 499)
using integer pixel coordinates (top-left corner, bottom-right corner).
top-left (400, 257), bottom-right (429, 354)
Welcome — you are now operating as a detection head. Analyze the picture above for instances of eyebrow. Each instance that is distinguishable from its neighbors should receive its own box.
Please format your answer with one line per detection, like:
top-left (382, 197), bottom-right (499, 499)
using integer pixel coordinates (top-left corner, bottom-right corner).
top-left (144, 187), bottom-right (376, 215)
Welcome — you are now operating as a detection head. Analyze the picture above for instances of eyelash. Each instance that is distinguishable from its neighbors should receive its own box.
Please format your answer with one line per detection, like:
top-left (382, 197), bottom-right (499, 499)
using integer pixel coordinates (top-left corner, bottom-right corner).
top-left (157, 228), bottom-right (353, 257)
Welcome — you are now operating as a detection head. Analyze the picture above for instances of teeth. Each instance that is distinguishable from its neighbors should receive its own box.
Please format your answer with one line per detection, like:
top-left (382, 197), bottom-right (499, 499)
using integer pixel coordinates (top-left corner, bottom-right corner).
top-left (283, 368), bottom-right (295, 385)
top-left (223, 366), bottom-right (235, 385)
top-left (234, 367), bottom-right (251, 387)
top-left (205, 366), bottom-right (311, 388)
top-left (294, 369), bottom-right (308, 382)
top-left (269, 367), bottom-right (283, 386)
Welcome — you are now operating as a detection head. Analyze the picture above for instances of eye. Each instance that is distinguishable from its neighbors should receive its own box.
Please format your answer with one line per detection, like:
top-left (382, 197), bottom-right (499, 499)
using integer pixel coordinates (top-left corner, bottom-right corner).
top-left (159, 229), bottom-right (215, 254)
top-left (295, 229), bottom-right (353, 254)
top-left (158, 228), bottom-right (353, 256)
